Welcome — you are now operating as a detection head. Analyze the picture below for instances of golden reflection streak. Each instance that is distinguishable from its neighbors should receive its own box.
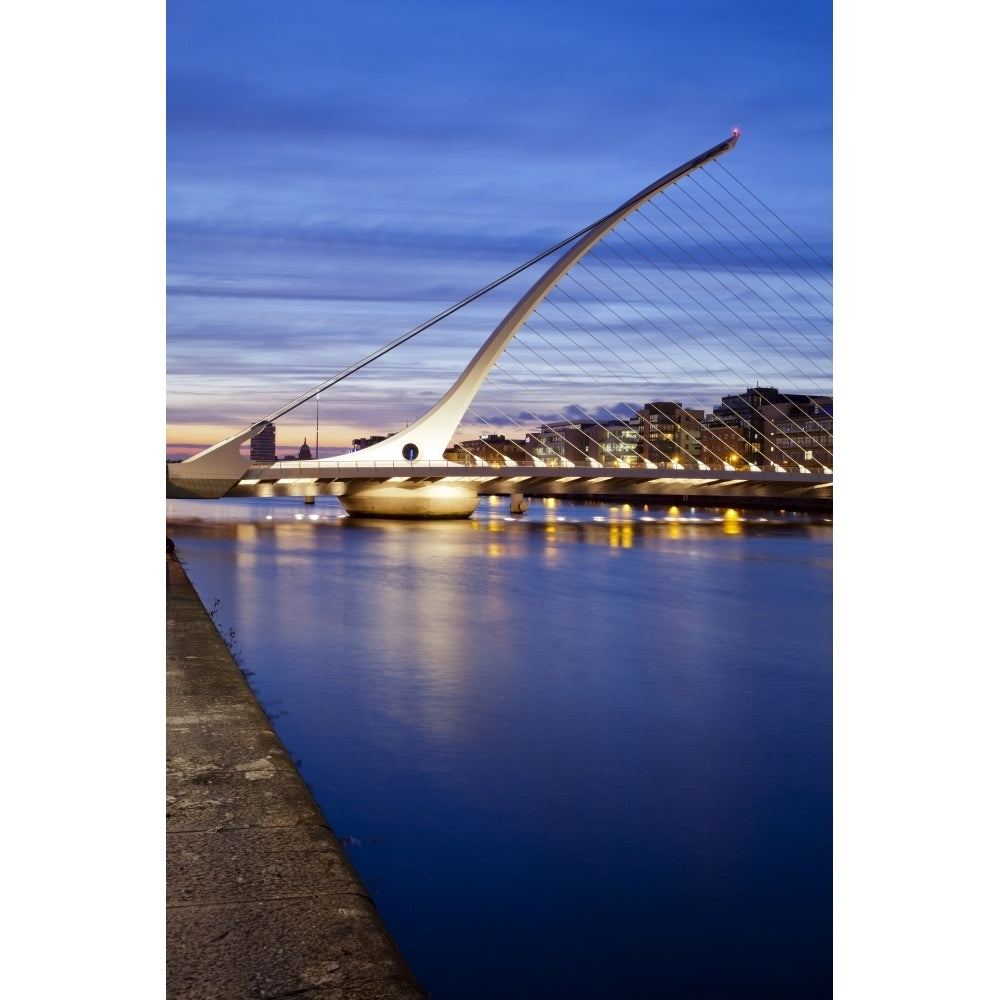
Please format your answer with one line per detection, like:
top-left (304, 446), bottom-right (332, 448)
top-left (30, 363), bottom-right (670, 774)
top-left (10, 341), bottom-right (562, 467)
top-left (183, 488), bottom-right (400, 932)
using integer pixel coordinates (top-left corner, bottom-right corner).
top-left (543, 521), bottom-right (562, 561)
top-left (608, 523), bottom-right (635, 548)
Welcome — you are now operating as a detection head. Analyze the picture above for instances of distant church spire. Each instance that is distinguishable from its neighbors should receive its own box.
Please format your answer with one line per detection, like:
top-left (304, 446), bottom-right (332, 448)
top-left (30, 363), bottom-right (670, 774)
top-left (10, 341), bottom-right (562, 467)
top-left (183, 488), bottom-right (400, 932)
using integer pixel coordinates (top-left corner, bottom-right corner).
top-left (298, 438), bottom-right (312, 460)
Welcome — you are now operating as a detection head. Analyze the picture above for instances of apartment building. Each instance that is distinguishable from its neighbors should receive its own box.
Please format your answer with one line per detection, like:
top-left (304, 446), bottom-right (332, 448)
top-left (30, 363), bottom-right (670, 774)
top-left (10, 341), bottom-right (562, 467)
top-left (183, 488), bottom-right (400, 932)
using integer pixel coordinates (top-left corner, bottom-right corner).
top-left (631, 402), bottom-right (705, 467)
top-left (447, 434), bottom-right (534, 465)
top-left (700, 388), bottom-right (834, 470)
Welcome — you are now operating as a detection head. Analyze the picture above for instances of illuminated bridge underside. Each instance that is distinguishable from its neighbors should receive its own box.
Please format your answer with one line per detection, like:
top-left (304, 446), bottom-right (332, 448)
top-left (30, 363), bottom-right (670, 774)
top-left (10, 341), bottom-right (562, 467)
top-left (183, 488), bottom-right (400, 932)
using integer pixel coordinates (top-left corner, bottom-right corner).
top-left (225, 464), bottom-right (831, 514)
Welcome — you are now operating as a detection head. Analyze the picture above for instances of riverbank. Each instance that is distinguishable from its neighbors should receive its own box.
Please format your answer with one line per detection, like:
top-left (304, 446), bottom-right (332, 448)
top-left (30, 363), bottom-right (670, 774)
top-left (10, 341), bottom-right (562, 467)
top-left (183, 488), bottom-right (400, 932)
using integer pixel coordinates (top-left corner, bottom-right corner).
top-left (166, 548), bottom-right (426, 999)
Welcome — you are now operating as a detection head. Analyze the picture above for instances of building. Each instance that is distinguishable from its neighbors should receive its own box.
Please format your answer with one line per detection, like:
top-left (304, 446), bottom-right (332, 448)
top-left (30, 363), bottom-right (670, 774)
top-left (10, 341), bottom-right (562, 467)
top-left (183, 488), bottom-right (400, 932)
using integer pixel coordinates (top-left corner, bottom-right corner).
top-left (631, 402), bottom-right (705, 467)
top-left (351, 435), bottom-right (388, 452)
top-left (585, 420), bottom-right (642, 467)
top-left (525, 421), bottom-right (593, 466)
top-left (526, 421), bottom-right (589, 466)
top-left (298, 439), bottom-right (312, 461)
top-left (699, 420), bottom-right (749, 470)
top-left (520, 405), bottom-right (706, 470)
top-left (700, 387), bottom-right (833, 470)
top-left (250, 421), bottom-right (276, 464)
top-left (764, 400), bottom-right (833, 472)
top-left (448, 434), bottom-right (534, 465)
top-left (523, 420), bottom-right (646, 467)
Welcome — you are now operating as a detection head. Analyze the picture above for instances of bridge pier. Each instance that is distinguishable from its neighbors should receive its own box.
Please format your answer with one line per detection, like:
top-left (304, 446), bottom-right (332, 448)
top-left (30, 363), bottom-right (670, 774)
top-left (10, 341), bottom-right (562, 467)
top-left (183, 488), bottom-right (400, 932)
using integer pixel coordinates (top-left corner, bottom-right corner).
top-left (339, 480), bottom-right (480, 519)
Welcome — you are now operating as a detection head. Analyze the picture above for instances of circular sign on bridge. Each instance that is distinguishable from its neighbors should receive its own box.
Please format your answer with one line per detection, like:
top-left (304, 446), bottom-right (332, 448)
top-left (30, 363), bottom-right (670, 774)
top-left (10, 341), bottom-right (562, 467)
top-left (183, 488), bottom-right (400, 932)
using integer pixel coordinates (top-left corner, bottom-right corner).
top-left (402, 442), bottom-right (419, 461)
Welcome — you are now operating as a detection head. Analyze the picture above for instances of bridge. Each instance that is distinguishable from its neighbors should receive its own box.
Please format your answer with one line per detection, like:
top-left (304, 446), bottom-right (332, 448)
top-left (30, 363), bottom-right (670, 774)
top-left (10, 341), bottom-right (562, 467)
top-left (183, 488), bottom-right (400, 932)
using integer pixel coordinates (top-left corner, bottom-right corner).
top-left (167, 132), bottom-right (832, 517)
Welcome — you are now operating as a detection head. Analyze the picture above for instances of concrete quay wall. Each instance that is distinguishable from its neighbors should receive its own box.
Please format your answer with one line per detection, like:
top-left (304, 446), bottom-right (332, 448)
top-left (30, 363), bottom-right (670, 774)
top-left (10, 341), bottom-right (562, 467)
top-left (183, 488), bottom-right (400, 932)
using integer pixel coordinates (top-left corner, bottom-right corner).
top-left (166, 550), bottom-right (426, 999)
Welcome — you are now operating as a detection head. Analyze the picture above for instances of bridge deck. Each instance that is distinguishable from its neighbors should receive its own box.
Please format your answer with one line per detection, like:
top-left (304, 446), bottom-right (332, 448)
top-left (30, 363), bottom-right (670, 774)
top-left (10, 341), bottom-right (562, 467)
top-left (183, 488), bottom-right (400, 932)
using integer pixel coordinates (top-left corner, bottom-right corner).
top-left (228, 463), bottom-right (832, 504)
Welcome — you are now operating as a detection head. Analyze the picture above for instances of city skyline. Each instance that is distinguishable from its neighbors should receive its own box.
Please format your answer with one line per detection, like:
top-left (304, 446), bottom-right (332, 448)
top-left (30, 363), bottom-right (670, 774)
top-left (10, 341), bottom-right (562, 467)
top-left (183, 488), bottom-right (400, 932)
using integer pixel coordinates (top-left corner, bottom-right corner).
top-left (167, 0), bottom-right (832, 460)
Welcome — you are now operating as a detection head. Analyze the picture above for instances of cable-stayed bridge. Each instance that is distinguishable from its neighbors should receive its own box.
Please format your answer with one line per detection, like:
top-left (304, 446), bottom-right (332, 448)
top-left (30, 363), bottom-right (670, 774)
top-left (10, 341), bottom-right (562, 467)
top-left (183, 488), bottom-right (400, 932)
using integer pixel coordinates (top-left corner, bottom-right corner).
top-left (167, 132), bottom-right (832, 517)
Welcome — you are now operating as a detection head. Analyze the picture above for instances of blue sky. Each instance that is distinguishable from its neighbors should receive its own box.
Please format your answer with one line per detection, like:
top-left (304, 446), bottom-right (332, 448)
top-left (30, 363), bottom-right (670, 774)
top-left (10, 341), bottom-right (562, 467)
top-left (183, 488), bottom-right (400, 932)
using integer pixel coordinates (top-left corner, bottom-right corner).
top-left (166, 0), bottom-right (832, 458)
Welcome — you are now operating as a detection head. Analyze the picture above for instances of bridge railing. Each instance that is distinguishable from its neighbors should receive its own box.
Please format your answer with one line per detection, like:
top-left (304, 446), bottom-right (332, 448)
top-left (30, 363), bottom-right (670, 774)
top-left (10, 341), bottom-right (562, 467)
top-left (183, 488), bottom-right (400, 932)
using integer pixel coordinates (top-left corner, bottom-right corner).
top-left (248, 457), bottom-right (833, 475)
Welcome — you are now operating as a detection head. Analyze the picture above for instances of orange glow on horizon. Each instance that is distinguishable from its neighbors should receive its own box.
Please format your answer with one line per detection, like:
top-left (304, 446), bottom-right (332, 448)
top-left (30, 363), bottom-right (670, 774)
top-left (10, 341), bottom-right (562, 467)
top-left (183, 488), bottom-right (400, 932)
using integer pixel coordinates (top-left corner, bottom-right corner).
top-left (165, 420), bottom-right (370, 461)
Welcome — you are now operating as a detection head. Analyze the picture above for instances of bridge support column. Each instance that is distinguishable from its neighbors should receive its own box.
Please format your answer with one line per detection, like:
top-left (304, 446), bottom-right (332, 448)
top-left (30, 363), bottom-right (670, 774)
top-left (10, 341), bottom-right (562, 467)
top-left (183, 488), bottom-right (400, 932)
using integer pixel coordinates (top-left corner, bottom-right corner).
top-left (339, 481), bottom-right (479, 519)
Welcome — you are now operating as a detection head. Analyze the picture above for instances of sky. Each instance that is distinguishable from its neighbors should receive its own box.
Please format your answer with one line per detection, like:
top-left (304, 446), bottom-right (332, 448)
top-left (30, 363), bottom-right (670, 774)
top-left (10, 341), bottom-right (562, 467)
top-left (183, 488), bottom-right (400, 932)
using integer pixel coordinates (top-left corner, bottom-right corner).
top-left (165, 0), bottom-right (833, 459)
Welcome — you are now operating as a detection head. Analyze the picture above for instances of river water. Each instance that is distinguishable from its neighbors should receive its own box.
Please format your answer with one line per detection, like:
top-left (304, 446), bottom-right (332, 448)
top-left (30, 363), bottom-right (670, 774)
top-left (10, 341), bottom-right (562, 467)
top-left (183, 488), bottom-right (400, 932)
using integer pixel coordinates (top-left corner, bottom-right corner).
top-left (166, 495), bottom-right (832, 999)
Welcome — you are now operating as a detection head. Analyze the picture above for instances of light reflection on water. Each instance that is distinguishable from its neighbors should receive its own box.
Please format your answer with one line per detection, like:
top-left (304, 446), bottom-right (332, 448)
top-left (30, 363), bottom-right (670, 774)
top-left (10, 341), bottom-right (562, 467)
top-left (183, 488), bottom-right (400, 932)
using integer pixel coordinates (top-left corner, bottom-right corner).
top-left (167, 495), bottom-right (832, 1000)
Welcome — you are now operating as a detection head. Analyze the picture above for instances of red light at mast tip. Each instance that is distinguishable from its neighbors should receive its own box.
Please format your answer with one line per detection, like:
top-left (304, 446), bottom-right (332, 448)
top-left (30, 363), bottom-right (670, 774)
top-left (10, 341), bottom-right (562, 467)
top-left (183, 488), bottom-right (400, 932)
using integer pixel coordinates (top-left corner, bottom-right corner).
top-left (732, 127), bottom-right (741, 137)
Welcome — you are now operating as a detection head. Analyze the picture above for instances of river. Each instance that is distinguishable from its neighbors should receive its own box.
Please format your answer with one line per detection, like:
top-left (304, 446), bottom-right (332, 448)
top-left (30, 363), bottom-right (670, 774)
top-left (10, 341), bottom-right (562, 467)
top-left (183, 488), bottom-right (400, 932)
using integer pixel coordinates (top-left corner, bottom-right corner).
top-left (166, 494), bottom-right (833, 999)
